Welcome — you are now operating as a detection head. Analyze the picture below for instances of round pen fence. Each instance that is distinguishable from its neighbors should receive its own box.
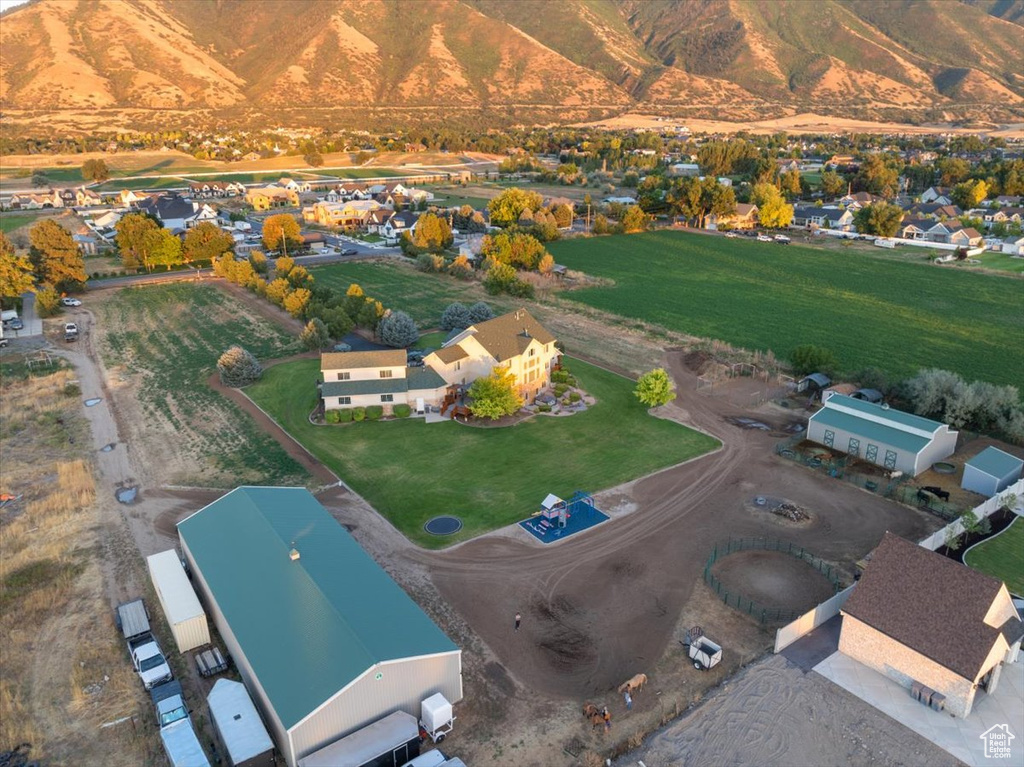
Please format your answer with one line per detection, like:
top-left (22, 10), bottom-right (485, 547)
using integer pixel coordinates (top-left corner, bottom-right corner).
top-left (703, 537), bottom-right (843, 624)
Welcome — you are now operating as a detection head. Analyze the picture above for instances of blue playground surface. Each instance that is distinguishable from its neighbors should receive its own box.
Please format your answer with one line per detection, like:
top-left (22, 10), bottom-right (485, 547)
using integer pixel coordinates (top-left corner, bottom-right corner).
top-left (518, 491), bottom-right (609, 544)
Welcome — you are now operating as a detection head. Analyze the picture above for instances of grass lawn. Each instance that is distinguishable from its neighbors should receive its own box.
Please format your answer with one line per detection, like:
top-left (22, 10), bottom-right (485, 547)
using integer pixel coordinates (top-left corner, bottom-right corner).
top-left (247, 357), bottom-right (720, 547)
top-left (94, 283), bottom-right (308, 487)
top-left (550, 231), bottom-right (1024, 389)
top-left (311, 261), bottom-right (513, 326)
top-left (93, 177), bottom-right (188, 191)
top-left (0, 213), bottom-right (38, 232)
top-left (413, 331), bottom-right (448, 349)
top-left (313, 167), bottom-right (404, 179)
top-left (965, 518), bottom-right (1024, 595)
top-left (431, 193), bottom-right (493, 210)
top-left (973, 252), bottom-right (1024, 275)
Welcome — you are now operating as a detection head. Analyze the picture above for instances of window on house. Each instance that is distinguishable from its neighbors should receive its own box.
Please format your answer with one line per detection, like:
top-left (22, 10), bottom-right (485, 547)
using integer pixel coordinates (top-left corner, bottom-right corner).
top-left (529, 348), bottom-right (535, 357)
top-left (454, 361), bottom-right (461, 371)
top-left (381, 394), bottom-right (394, 403)
top-left (337, 372), bottom-right (350, 381)
top-left (338, 397), bottom-right (351, 405)
top-left (380, 370), bottom-right (393, 378)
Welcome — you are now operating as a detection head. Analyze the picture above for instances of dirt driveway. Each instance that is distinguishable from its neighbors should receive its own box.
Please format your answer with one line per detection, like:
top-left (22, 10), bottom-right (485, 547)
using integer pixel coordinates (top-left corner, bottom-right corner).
top-left (424, 351), bottom-right (939, 701)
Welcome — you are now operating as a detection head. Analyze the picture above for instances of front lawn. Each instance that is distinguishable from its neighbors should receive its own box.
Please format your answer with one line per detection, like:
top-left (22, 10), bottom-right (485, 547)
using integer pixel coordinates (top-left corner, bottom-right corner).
top-left (965, 517), bottom-right (1024, 596)
top-left (247, 358), bottom-right (719, 547)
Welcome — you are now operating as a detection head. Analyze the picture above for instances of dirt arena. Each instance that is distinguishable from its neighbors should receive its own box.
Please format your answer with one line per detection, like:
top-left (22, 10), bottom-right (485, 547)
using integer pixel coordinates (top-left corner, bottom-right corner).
top-left (64, 281), bottom-right (947, 765)
top-left (710, 550), bottom-right (838, 613)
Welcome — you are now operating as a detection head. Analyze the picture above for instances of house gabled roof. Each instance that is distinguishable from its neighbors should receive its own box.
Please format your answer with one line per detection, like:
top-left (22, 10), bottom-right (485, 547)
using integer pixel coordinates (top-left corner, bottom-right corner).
top-left (433, 345), bottom-right (469, 364)
top-left (843, 532), bottom-right (1018, 680)
top-left (321, 349), bottom-right (406, 371)
top-left (734, 203), bottom-right (757, 217)
top-left (178, 488), bottom-right (458, 731)
top-left (464, 308), bottom-right (555, 363)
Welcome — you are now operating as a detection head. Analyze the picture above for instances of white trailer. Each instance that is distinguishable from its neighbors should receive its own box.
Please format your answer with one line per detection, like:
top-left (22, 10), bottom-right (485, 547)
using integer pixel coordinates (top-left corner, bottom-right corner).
top-left (420, 693), bottom-right (455, 744)
top-left (147, 549), bottom-right (210, 653)
top-left (689, 636), bottom-right (722, 670)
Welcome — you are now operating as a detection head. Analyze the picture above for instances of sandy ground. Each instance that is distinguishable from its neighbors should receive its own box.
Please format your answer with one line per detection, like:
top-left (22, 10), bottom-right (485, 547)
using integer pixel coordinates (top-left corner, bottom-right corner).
top-left (619, 654), bottom-right (963, 767)
top-left (575, 111), bottom-right (1023, 136)
top-left (64, 280), bottom-right (950, 766)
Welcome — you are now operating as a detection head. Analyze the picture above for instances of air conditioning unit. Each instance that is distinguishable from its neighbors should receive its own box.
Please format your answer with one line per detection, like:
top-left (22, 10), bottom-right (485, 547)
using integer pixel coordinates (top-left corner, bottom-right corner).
top-left (929, 692), bottom-right (946, 712)
top-left (910, 681), bottom-right (923, 702)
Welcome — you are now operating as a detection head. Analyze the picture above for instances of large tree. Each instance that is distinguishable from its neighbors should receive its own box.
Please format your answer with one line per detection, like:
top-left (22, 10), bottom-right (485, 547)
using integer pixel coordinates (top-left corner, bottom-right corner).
top-left (441, 302), bottom-right (472, 331)
top-left (115, 213), bottom-right (161, 270)
top-left (217, 346), bottom-right (262, 387)
top-left (28, 219), bottom-right (86, 288)
top-left (750, 183), bottom-right (793, 229)
top-left (183, 221), bottom-right (234, 264)
top-left (480, 231), bottom-right (548, 270)
top-left (487, 187), bottom-right (543, 227)
top-left (820, 170), bottom-right (847, 198)
top-left (468, 366), bottom-right (523, 420)
top-left (0, 232), bottom-right (35, 299)
top-left (951, 179), bottom-right (988, 210)
top-left (668, 177), bottom-right (736, 229)
top-left (619, 205), bottom-right (651, 233)
top-left (146, 229), bottom-right (184, 271)
top-left (81, 158), bottom-right (110, 182)
top-left (262, 214), bottom-right (301, 254)
top-left (403, 212), bottom-right (452, 254)
top-left (853, 155), bottom-right (899, 197)
top-left (853, 202), bottom-right (905, 237)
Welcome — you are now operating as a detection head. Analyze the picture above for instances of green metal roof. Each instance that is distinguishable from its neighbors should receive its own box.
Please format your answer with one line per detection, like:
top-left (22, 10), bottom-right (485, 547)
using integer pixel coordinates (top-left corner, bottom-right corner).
top-left (809, 407), bottom-right (930, 454)
top-left (321, 378), bottom-right (408, 397)
top-left (825, 394), bottom-right (946, 434)
top-left (406, 367), bottom-right (446, 391)
top-left (177, 488), bottom-right (458, 730)
top-left (966, 446), bottom-right (1023, 479)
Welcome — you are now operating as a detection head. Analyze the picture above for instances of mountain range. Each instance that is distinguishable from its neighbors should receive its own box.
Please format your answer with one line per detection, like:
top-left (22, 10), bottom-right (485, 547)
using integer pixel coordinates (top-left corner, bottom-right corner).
top-left (1, 0), bottom-right (1022, 125)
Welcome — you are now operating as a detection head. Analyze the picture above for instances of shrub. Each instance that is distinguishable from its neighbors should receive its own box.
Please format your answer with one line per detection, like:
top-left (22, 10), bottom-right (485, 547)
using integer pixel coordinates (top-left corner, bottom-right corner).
top-left (365, 405), bottom-right (383, 421)
top-left (790, 344), bottom-right (837, 376)
top-left (378, 310), bottom-right (419, 348)
top-left (35, 285), bottom-right (62, 317)
top-left (538, 404), bottom-right (552, 412)
top-left (325, 409), bottom-right (341, 424)
top-left (338, 408), bottom-right (354, 422)
top-left (551, 370), bottom-right (569, 384)
top-left (393, 403), bottom-right (411, 418)
top-left (63, 382), bottom-right (81, 397)
top-left (569, 392), bottom-right (581, 402)
top-left (441, 302), bottom-right (472, 331)
top-left (352, 407), bottom-right (366, 422)
top-left (300, 318), bottom-right (330, 350)
top-left (554, 383), bottom-right (568, 397)
top-left (467, 301), bottom-right (494, 323)
top-left (217, 346), bottom-right (262, 387)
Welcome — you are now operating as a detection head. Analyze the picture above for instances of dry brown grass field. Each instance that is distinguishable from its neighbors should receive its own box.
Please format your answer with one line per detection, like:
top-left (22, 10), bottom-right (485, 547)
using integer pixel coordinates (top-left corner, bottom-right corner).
top-left (0, 361), bottom-right (159, 766)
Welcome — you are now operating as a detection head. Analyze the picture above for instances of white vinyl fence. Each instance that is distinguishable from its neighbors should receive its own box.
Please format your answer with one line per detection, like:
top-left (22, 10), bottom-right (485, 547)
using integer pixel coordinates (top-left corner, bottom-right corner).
top-left (774, 479), bottom-right (1022, 652)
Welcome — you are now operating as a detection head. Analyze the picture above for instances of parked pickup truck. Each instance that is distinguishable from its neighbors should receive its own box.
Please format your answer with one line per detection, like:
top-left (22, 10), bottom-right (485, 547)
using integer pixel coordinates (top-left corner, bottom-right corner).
top-left (151, 681), bottom-right (211, 767)
top-left (116, 599), bottom-right (173, 690)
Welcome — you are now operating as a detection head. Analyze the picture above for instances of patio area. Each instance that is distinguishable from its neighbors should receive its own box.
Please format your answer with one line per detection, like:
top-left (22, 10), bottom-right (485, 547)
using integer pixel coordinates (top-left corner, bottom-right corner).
top-left (815, 651), bottom-right (1023, 767)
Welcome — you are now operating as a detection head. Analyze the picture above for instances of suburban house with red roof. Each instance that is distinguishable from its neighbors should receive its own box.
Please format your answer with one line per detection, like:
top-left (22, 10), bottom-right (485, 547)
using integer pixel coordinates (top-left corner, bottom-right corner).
top-left (839, 533), bottom-right (1023, 718)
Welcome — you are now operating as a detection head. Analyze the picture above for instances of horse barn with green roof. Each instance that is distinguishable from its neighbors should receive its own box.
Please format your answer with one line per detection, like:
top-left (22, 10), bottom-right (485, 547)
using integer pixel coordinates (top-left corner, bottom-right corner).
top-left (806, 394), bottom-right (958, 476)
top-left (177, 487), bottom-right (463, 767)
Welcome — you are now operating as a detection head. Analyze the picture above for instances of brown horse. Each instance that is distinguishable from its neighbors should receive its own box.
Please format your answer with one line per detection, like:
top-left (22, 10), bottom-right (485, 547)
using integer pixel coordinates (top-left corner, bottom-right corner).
top-left (588, 713), bottom-right (605, 732)
top-left (582, 703), bottom-right (600, 719)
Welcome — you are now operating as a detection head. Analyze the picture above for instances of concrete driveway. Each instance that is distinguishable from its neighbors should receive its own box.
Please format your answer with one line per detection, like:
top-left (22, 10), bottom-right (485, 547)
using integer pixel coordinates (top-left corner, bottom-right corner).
top-left (3, 292), bottom-right (43, 340)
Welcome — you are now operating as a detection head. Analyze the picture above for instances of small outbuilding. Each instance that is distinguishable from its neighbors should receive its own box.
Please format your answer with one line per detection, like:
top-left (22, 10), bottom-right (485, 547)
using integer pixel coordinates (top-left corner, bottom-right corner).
top-left (797, 372), bottom-right (831, 396)
top-left (839, 532), bottom-right (1023, 718)
top-left (146, 549), bottom-right (210, 653)
top-left (850, 388), bottom-right (884, 404)
top-left (961, 447), bottom-right (1024, 497)
top-left (208, 679), bottom-right (275, 767)
top-left (806, 394), bottom-right (957, 476)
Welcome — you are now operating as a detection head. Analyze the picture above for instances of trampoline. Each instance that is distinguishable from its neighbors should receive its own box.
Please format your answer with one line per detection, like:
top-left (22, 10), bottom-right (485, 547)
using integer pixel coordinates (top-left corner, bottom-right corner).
top-left (424, 516), bottom-right (463, 535)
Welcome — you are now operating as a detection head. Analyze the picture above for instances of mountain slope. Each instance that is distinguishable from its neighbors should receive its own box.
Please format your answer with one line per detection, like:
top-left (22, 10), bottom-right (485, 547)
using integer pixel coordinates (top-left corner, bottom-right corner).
top-left (0, 0), bottom-right (1021, 119)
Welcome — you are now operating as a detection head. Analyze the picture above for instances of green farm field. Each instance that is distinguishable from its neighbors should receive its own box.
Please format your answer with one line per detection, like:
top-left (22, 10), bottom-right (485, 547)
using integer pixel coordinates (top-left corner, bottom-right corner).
top-left (247, 357), bottom-right (719, 547)
top-left (0, 213), bottom-right (39, 232)
top-left (965, 518), bottom-right (1024, 595)
top-left (94, 283), bottom-right (308, 487)
top-left (311, 261), bottom-right (514, 327)
top-left (550, 232), bottom-right (1024, 389)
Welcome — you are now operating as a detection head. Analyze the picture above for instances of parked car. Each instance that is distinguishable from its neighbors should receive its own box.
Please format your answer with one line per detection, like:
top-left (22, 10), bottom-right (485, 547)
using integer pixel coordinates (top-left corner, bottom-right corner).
top-left (723, 232), bottom-right (739, 238)
top-left (773, 235), bottom-right (791, 244)
top-left (152, 682), bottom-right (210, 767)
top-left (61, 297), bottom-right (82, 307)
top-left (756, 234), bottom-right (773, 242)
top-left (64, 322), bottom-right (79, 342)
top-left (332, 342), bottom-right (352, 353)
top-left (8, 318), bottom-right (24, 330)
top-left (116, 599), bottom-right (173, 690)
top-left (341, 248), bottom-right (358, 256)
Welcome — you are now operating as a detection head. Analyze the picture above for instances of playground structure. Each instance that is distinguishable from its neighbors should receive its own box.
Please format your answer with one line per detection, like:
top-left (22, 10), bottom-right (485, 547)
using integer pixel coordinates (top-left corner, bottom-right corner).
top-left (519, 490), bottom-right (608, 543)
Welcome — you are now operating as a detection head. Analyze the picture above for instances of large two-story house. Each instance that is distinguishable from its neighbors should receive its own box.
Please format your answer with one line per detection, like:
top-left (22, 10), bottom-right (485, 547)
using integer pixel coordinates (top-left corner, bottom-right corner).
top-left (320, 309), bottom-right (560, 416)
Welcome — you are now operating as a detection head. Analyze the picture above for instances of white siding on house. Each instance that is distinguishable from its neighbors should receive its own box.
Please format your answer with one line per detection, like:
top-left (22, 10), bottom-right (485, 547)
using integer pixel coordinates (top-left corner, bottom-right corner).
top-left (322, 364), bottom-right (405, 383)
